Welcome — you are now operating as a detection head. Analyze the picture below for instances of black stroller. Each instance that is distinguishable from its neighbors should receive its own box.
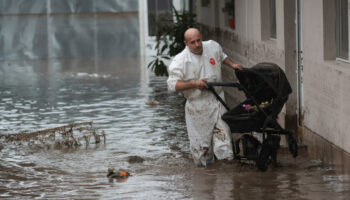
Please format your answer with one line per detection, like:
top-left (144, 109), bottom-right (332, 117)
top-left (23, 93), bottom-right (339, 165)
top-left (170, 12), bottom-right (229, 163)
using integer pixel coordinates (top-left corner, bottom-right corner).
top-left (207, 62), bottom-right (298, 171)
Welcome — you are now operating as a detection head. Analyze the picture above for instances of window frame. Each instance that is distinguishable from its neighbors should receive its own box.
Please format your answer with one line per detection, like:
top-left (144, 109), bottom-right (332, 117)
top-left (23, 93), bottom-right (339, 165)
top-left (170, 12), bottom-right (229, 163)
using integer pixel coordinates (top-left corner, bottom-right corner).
top-left (336, 0), bottom-right (349, 60)
top-left (260, 0), bottom-right (277, 41)
top-left (269, 0), bottom-right (277, 39)
top-left (222, 0), bottom-right (236, 30)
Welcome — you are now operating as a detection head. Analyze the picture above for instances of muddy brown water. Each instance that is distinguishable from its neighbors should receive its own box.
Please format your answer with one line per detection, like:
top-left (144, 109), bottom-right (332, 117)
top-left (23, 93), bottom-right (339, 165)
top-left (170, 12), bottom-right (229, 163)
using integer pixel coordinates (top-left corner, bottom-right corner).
top-left (1, 59), bottom-right (350, 200)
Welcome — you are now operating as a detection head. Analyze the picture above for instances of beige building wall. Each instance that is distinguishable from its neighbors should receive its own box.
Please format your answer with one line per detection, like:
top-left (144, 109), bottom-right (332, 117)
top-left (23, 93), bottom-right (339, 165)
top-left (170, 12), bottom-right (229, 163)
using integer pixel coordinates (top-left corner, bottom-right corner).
top-left (215, 0), bottom-right (286, 68)
top-left (301, 0), bottom-right (350, 154)
top-left (194, 0), bottom-right (350, 161)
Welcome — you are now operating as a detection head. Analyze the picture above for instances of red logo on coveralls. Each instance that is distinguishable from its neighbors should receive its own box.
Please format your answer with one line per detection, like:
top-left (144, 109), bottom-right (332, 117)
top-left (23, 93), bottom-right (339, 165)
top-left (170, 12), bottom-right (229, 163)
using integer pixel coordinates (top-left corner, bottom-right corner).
top-left (210, 58), bottom-right (216, 65)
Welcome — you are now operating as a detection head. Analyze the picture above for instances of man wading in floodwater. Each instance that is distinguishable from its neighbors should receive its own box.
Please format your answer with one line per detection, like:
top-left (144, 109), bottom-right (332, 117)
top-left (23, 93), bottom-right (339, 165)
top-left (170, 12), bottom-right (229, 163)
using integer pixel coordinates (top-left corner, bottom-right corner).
top-left (167, 28), bottom-right (242, 167)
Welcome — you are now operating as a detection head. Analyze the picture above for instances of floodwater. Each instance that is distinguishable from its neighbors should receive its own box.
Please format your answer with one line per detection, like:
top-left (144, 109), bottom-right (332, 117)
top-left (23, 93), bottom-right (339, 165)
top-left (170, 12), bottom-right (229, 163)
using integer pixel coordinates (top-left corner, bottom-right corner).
top-left (1, 14), bottom-right (350, 200)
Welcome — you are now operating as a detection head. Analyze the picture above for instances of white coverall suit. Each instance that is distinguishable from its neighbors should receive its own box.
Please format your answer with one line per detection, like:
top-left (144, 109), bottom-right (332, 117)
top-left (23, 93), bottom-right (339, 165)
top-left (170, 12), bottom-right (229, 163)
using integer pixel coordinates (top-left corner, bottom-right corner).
top-left (167, 40), bottom-right (234, 166)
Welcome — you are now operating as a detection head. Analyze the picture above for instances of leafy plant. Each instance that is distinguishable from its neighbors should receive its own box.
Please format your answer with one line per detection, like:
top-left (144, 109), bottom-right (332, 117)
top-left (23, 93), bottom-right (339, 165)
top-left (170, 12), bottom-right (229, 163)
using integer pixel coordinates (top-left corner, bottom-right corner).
top-left (148, 7), bottom-right (197, 76)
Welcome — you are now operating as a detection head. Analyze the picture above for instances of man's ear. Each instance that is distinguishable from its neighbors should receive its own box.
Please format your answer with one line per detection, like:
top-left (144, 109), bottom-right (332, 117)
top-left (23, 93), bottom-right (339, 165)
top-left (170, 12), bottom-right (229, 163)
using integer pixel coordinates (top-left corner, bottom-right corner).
top-left (184, 40), bottom-right (187, 45)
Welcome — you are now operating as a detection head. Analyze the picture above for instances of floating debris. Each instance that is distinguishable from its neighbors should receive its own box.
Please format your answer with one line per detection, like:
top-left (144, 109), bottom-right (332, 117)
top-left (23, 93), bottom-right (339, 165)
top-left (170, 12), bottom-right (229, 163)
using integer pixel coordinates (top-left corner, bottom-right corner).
top-left (127, 155), bottom-right (145, 163)
top-left (145, 100), bottom-right (159, 106)
top-left (107, 167), bottom-right (130, 179)
top-left (0, 122), bottom-right (106, 149)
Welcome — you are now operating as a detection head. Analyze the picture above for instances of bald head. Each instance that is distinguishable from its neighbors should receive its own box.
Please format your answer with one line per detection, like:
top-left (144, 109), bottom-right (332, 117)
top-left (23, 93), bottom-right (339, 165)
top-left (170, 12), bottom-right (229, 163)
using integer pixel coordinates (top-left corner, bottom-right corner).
top-left (184, 28), bottom-right (201, 42)
top-left (184, 28), bottom-right (203, 55)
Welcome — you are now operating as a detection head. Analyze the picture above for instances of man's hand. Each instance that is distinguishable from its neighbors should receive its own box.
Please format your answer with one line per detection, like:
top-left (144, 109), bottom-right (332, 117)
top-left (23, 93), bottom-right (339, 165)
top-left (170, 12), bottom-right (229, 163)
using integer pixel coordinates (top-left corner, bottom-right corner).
top-left (223, 57), bottom-right (242, 70)
top-left (175, 79), bottom-right (208, 92)
top-left (232, 63), bottom-right (242, 70)
top-left (194, 79), bottom-right (208, 90)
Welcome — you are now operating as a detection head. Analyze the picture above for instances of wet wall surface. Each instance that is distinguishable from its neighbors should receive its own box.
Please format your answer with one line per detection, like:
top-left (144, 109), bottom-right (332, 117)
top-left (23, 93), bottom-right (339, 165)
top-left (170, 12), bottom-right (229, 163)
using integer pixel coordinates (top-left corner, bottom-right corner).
top-left (1, 10), bottom-right (350, 200)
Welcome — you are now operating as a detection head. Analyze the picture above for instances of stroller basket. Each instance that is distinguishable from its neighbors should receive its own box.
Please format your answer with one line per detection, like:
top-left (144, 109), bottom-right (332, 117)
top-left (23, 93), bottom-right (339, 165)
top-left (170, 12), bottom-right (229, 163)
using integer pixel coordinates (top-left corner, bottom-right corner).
top-left (223, 96), bottom-right (288, 133)
top-left (222, 99), bottom-right (268, 133)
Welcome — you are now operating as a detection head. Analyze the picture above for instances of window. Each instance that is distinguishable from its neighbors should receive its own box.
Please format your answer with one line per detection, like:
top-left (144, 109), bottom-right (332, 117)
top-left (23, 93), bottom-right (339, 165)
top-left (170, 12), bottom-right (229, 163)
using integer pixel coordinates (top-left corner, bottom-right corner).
top-left (147, 0), bottom-right (173, 36)
top-left (189, 0), bottom-right (196, 14)
top-left (336, 0), bottom-right (348, 60)
top-left (201, 0), bottom-right (210, 7)
top-left (223, 0), bottom-right (235, 29)
top-left (261, 0), bottom-right (276, 40)
top-left (269, 0), bottom-right (276, 39)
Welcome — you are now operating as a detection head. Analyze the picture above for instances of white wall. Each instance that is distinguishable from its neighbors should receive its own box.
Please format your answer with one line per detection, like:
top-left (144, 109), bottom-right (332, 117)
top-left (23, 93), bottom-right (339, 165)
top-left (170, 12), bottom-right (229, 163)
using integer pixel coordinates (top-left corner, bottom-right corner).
top-left (301, 0), bottom-right (350, 153)
top-left (195, 0), bottom-right (350, 155)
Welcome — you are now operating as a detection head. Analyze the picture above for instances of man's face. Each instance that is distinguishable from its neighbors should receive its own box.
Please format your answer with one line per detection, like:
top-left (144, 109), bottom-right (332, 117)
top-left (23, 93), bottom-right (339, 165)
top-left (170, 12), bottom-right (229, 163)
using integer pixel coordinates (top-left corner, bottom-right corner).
top-left (184, 32), bottom-right (203, 55)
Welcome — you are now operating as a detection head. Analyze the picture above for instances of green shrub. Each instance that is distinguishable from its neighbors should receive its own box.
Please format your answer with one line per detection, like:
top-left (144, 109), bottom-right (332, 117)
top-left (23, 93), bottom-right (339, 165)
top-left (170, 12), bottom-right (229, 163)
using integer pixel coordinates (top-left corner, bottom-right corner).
top-left (148, 7), bottom-right (197, 76)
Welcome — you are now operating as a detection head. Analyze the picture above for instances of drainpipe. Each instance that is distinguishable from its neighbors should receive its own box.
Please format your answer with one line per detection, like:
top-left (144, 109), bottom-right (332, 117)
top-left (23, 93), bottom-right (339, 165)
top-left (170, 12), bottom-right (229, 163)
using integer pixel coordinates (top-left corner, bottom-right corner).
top-left (138, 0), bottom-right (149, 90)
top-left (296, 0), bottom-right (303, 126)
top-left (46, 0), bottom-right (52, 59)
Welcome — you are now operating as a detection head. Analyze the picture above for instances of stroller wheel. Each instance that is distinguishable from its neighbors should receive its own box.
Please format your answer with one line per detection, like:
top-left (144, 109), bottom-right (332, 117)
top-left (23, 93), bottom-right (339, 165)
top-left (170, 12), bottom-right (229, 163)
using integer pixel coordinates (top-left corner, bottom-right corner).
top-left (256, 145), bottom-right (270, 172)
top-left (288, 135), bottom-right (298, 158)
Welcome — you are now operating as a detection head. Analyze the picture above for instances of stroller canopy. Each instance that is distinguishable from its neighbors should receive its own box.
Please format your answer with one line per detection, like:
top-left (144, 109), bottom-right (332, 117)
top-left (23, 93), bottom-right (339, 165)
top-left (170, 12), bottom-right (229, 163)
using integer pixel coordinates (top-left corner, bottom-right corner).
top-left (235, 62), bottom-right (292, 102)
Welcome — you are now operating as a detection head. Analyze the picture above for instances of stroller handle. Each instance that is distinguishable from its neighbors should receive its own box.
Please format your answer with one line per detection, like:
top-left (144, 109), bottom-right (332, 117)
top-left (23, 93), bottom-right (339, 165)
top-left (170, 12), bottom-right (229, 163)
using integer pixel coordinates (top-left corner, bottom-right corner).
top-left (206, 82), bottom-right (246, 91)
top-left (206, 82), bottom-right (240, 87)
top-left (206, 82), bottom-right (245, 111)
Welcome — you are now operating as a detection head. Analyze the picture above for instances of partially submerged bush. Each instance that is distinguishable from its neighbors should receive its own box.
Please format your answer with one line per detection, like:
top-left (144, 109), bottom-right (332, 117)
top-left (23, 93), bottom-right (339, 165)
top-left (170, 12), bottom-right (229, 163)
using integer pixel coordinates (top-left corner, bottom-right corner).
top-left (0, 122), bottom-right (106, 149)
top-left (148, 7), bottom-right (197, 76)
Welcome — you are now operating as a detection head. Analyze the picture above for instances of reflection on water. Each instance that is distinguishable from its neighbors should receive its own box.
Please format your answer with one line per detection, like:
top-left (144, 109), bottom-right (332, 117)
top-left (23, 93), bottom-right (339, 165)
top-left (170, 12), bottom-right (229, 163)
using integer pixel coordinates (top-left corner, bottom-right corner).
top-left (0, 57), bottom-right (140, 133)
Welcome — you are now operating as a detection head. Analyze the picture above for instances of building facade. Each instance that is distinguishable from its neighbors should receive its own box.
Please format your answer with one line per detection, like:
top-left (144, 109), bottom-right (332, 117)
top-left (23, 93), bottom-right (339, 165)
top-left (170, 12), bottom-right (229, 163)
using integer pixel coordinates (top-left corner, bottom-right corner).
top-left (191, 0), bottom-right (350, 170)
